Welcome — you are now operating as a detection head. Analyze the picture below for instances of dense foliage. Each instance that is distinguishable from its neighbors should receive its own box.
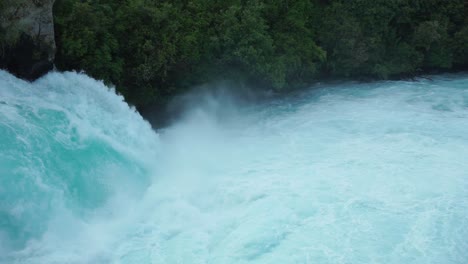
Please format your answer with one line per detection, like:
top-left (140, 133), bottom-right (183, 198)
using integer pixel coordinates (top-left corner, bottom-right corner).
top-left (0, 0), bottom-right (28, 59)
top-left (53, 0), bottom-right (468, 108)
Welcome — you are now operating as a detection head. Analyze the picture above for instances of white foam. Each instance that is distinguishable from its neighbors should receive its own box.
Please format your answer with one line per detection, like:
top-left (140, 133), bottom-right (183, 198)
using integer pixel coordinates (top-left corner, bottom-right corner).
top-left (1, 71), bottom-right (468, 263)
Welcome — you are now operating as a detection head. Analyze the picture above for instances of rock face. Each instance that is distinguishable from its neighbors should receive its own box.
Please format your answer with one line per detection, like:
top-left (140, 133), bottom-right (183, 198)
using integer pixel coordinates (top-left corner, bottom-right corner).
top-left (0, 0), bottom-right (56, 80)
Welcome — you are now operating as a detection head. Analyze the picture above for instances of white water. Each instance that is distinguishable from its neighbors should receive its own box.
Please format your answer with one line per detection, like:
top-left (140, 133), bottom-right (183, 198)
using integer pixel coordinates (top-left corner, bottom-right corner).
top-left (1, 70), bottom-right (467, 263)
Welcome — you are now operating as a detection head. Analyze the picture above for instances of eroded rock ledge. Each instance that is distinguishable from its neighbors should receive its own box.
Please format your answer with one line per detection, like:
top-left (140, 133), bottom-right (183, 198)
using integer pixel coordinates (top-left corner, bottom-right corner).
top-left (0, 0), bottom-right (56, 80)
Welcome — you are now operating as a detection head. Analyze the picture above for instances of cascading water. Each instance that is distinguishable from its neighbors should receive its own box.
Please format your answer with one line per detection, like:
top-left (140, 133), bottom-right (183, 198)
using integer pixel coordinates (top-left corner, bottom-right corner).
top-left (1, 70), bottom-right (467, 263)
top-left (0, 71), bottom-right (159, 263)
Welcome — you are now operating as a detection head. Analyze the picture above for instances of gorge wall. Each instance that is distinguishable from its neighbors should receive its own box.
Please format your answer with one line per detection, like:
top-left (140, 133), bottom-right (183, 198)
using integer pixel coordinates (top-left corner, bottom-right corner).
top-left (0, 0), bottom-right (56, 80)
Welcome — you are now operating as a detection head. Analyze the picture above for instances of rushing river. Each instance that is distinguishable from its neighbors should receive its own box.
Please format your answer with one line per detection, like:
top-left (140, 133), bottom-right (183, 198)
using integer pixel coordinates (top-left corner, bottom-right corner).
top-left (0, 70), bottom-right (467, 263)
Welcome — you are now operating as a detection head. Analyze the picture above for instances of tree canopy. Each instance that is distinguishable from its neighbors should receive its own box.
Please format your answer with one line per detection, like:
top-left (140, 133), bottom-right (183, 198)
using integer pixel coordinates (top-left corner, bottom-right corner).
top-left (52, 0), bottom-right (468, 108)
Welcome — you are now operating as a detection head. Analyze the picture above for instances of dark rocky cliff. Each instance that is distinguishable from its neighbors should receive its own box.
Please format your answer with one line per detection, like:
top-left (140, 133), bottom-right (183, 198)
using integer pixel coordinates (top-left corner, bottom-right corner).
top-left (0, 0), bottom-right (56, 80)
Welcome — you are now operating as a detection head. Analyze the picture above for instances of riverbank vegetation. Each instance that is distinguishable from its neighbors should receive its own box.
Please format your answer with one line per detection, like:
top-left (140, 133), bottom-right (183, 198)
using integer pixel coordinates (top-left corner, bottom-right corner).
top-left (53, 0), bottom-right (468, 108)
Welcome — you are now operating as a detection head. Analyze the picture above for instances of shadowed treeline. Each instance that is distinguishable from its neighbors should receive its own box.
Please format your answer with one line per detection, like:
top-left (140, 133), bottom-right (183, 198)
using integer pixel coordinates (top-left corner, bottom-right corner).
top-left (50, 0), bottom-right (468, 109)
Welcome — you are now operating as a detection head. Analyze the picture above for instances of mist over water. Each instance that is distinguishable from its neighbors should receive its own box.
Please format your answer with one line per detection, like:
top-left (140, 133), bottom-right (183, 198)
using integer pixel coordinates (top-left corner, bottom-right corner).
top-left (1, 70), bottom-right (468, 263)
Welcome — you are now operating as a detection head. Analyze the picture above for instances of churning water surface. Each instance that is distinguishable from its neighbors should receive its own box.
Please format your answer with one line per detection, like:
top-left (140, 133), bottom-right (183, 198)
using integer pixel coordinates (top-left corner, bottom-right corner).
top-left (0, 70), bottom-right (467, 263)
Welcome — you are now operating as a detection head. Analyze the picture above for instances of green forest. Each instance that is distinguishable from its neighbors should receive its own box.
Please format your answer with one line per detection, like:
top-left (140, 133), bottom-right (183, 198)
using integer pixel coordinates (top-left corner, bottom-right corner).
top-left (32, 0), bottom-right (468, 108)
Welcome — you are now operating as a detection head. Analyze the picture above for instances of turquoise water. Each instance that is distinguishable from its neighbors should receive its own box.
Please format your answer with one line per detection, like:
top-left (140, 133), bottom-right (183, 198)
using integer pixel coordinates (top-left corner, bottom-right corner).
top-left (1, 70), bottom-right (468, 263)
